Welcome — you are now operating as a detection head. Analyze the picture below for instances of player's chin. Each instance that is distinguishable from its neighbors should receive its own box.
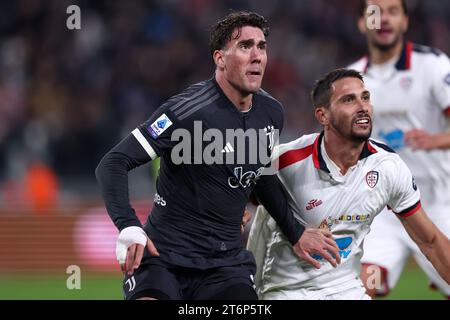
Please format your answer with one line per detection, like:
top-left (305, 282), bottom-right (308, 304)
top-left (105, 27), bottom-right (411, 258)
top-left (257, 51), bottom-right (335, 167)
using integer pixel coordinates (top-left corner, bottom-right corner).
top-left (352, 128), bottom-right (372, 141)
top-left (244, 83), bottom-right (262, 94)
top-left (373, 36), bottom-right (398, 51)
top-left (243, 77), bottom-right (262, 91)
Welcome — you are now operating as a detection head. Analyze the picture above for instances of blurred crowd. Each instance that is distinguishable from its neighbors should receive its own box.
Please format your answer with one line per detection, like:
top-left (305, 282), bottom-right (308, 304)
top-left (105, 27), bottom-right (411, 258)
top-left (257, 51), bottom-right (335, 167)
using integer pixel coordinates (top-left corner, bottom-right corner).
top-left (0, 0), bottom-right (449, 209)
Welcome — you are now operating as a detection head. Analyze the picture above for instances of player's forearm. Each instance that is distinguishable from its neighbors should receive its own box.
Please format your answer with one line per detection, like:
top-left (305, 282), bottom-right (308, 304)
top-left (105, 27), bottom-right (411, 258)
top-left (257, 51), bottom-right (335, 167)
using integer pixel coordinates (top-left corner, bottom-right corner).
top-left (401, 209), bottom-right (450, 283)
top-left (419, 233), bottom-right (450, 284)
top-left (404, 129), bottom-right (450, 150)
top-left (433, 132), bottom-right (450, 149)
top-left (253, 175), bottom-right (304, 244)
top-left (95, 134), bottom-right (152, 231)
top-left (96, 152), bottom-right (142, 230)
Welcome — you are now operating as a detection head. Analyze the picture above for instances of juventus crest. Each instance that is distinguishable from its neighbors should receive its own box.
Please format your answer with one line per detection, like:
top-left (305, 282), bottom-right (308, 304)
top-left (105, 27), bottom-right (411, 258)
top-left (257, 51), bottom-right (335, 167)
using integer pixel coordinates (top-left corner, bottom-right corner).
top-left (264, 125), bottom-right (277, 154)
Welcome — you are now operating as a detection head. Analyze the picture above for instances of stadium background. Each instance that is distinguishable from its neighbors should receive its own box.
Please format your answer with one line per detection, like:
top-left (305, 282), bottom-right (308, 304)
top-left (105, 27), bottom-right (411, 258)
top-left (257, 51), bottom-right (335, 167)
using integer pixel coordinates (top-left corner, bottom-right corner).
top-left (0, 0), bottom-right (448, 299)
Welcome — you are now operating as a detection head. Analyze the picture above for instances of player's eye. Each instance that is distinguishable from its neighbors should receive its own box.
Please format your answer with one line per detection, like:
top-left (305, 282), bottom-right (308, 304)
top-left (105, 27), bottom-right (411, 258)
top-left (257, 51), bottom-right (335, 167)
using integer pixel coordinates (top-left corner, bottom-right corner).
top-left (389, 7), bottom-right (401, 15)
top-left (343, 96), bottom-right (354, 103)
top-left (362, 94), bottom-right (370, 101)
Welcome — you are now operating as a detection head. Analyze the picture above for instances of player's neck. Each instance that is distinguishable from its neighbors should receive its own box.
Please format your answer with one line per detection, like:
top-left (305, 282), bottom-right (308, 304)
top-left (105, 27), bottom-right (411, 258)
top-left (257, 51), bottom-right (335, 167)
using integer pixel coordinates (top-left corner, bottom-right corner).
top-left (369, 40), bottom-right (403, 65)
top-left (215, 73), bottom-right (253, 112)
top-left (323, 132), bottom-right (365, 176)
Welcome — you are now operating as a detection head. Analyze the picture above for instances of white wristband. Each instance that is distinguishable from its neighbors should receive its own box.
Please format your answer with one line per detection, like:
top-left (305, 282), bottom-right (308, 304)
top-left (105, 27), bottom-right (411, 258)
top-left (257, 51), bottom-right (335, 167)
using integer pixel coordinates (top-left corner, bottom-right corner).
top-left (116, 226), bottom-right (147, 265)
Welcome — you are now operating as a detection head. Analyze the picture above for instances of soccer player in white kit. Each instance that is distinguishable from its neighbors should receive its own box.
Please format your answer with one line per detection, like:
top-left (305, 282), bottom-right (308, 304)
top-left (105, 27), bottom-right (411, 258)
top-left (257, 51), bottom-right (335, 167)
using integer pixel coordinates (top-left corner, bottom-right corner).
top-left (247, 68), bottom-right (450, 300)
top-left (348, 0), bottom-right (450, 298)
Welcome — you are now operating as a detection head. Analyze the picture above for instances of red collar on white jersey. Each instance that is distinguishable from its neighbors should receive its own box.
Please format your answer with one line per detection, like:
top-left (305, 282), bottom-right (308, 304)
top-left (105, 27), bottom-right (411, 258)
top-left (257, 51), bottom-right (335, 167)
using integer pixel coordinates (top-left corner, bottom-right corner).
top-left (278, 133), bottom-right (381, 172)
top-left (312, 132), bottom-right (378, 174)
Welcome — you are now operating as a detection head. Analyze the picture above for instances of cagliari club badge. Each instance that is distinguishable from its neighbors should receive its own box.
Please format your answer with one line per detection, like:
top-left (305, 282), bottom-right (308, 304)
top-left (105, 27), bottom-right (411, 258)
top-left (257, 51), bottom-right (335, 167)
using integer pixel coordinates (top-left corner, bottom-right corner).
top-left (366, 171), bottom-right (379, 188)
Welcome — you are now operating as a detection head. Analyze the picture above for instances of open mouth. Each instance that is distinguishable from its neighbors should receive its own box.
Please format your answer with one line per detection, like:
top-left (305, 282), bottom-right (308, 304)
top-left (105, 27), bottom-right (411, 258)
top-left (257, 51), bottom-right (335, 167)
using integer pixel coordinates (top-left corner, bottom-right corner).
top-left (354, 118), bottom-right (371, 126)
top-left (376, 27), bottom-right (393, 37)
top-left (246, 71), bottom-right (261, 76)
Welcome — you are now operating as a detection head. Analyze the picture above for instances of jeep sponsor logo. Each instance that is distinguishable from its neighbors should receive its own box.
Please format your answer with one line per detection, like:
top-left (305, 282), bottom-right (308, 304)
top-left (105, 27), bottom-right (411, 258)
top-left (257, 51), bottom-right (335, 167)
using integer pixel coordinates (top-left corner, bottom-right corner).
top-left (228, 166), bottom-right (264, 189)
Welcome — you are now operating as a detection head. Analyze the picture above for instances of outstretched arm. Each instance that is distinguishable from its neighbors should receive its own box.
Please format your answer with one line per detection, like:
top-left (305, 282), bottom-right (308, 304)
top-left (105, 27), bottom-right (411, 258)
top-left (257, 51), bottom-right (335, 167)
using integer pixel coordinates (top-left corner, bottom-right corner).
top-left (253, 175), bottom-right (340, 269)
top-left (399, 207), bottom-right (450, 283)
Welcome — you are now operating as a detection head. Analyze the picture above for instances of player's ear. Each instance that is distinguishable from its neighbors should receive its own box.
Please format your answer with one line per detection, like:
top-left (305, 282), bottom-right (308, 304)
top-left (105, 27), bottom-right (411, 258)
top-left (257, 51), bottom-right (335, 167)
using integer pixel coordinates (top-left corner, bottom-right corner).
top-left (315, 107), bottom-right (329, 126)
top-left (213, 50), bottom-right (225, 69)
top-left (357, 16), bottom-right (367, 34)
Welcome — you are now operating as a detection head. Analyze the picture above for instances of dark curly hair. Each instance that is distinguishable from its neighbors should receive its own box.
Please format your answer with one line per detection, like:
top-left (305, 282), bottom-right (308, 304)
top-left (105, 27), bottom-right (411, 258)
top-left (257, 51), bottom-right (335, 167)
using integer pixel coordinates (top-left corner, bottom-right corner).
top-left (209, 11), bottom-right (269, 57)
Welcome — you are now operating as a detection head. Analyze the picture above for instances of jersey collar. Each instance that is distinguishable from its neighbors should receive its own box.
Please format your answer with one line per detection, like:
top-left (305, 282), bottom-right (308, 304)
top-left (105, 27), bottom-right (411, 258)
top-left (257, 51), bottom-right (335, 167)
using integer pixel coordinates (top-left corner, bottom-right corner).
top-left (312, 132), bottom-right (378, 174)
top-left (363, 40), bottom-right (413, 74)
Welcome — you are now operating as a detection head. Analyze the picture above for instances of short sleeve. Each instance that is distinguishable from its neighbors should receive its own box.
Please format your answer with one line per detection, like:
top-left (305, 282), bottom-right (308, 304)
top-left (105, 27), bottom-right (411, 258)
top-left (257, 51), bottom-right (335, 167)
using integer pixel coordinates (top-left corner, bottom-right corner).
top-left (386, 156), bottom-right (421, 218)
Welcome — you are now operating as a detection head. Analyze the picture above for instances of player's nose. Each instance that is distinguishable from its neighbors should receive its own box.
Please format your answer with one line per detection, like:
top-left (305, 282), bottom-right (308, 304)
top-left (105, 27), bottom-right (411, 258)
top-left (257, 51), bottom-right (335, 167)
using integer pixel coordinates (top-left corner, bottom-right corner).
top-left (356, 98), bottom-right (371, 114)
top-left (380, 11), bottom-right (393, 25)
top-left (250, 47), bottom-right (263, 63)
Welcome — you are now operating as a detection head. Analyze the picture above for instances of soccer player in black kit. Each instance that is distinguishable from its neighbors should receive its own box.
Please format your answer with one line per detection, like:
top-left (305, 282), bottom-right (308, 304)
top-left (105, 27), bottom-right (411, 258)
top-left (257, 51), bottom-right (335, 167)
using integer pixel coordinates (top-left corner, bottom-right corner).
top-left (96, 11), bottom-right (340, 300)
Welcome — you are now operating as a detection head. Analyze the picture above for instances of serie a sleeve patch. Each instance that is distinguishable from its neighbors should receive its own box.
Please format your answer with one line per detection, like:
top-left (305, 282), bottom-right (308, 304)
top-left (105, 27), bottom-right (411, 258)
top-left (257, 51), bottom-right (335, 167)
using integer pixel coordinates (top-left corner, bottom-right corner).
top-left (147, 113), bottom-right (173, 139)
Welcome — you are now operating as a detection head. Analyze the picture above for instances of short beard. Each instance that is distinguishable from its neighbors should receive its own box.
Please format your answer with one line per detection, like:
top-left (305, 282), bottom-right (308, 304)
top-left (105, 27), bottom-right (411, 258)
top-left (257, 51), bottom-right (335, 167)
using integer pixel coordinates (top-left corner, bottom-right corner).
top-left (372, 33), bottom-right (402, 52)
top-left (350, 128), bottom-right (372, 142)
top-left (330, 117), bottom-right (372, 143)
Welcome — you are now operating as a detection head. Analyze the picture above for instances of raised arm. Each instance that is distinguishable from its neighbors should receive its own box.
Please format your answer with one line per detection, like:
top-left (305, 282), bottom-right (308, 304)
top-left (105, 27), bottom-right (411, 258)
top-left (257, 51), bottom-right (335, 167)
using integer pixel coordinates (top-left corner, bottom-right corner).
top-left (399, 207), bottom-right (450, 283)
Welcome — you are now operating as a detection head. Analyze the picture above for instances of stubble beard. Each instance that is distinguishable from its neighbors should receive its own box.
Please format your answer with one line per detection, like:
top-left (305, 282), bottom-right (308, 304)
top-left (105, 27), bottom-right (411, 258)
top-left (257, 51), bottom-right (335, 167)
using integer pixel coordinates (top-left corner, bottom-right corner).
top-left (350, 126), bottom-right (372, 142)
top-left (330, 117), bottom-right (372, 143)
top-left (372, 32), bottom-right (402, 52)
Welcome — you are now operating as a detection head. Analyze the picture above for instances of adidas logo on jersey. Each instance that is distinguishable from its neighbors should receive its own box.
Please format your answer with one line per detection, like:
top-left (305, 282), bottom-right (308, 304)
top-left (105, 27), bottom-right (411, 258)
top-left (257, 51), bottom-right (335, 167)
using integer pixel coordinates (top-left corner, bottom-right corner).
top-left (221, 142), bottom-right (234, 153)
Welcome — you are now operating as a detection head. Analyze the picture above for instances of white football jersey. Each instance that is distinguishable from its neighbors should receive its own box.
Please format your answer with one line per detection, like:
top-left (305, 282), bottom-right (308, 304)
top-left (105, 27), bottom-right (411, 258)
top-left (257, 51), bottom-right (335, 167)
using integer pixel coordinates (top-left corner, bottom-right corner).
top-left (248, 133), bottom-right (421, 296)
top-left (348, 41), bottom-right (450, 210)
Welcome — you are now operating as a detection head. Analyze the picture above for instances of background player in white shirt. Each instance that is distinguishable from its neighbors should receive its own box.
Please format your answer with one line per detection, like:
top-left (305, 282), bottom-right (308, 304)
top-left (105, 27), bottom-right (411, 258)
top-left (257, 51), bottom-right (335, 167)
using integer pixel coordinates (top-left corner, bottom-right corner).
top-left (247, 68), bottom-right (450, 300)
top-left (348, 0), bottom-right (450, 298)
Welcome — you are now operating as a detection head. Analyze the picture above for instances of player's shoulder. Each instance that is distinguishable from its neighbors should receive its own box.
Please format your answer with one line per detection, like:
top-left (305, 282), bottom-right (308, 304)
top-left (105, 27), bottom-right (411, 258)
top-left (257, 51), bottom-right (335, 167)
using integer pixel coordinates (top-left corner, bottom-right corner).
top-left (255, 88), bottom-right (284, 114)
top-left (347, 56), bottom-right (369, 73)
top-left (368, 138), bottom-right (401, 161)
top-left (275, 133), bottom-right (319, 157)
top-left (161, 78), bottom-right (220, 120)
top-left (412, 43), bottom-right (446, 58)
top-left (412, 43), bottom-right (450, 66)
top-left (367, 138), bottom-right (406, 170)
top-left (369, 138), bottom-right (396, 154)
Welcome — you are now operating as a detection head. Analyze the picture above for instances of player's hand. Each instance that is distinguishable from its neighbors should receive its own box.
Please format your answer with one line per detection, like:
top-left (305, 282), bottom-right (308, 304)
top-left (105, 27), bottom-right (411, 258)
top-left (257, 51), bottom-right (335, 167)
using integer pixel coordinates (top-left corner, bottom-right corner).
top-left (116, 226), bottom-right (159, 275)
top-left (292, 228), bottom-right (341, 269)
top-left (241, 209), bottom-right (252, 234)
top-left (404, 129), bottom-right (440, 150)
